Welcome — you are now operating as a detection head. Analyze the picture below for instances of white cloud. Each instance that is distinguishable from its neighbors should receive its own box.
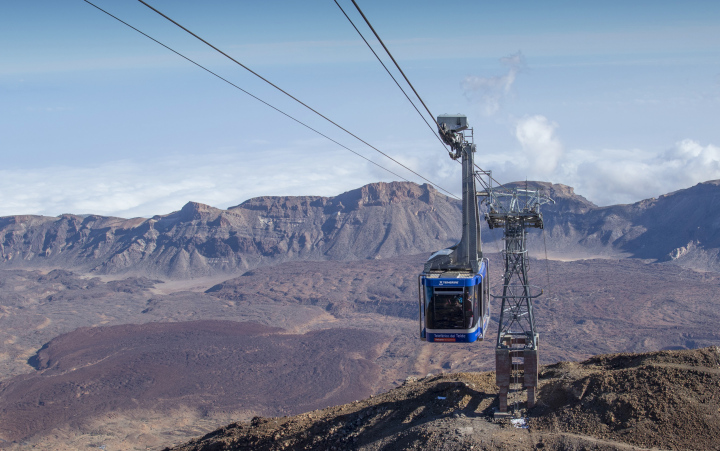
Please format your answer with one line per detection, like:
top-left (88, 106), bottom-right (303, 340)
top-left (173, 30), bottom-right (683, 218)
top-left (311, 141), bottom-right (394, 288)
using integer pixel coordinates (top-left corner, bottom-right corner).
top-left (5, 115), bottom-right (715, 218)
top-left (487, 114), bottom-right (720, 206)
top-left (0, 145), bottom-right (354, 218)
top-left (461, 51), bottom-right (526, 116)
top-left (0, 138), bottom-right (463, 218)
top-left (569, 139), bottom-right (720, 205)
top-left (515, 115), bottom-right (563, 177)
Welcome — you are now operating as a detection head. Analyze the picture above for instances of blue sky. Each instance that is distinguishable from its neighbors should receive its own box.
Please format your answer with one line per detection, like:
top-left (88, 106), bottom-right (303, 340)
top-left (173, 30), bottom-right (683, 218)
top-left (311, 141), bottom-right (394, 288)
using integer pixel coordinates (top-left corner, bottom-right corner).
top-left (1, 0), bottom-right (719, 217)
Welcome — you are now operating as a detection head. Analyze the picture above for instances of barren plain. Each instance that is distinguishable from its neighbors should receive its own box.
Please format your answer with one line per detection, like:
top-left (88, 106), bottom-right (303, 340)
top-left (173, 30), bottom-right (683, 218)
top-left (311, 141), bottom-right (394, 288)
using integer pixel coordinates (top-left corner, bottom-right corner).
top-left (1, 252), bottom-right (719, 449)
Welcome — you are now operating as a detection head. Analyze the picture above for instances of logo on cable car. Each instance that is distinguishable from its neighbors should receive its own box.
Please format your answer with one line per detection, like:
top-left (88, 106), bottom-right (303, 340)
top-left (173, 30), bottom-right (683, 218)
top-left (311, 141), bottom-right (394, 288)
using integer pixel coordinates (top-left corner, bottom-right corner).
top-left (438, 280), bottom-right (459, 286)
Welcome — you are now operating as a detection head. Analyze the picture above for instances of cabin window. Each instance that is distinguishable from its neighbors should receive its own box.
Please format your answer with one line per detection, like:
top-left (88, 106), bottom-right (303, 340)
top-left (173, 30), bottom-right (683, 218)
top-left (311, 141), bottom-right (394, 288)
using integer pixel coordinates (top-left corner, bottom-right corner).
top-left (426, 286), bottom-right (478, 330)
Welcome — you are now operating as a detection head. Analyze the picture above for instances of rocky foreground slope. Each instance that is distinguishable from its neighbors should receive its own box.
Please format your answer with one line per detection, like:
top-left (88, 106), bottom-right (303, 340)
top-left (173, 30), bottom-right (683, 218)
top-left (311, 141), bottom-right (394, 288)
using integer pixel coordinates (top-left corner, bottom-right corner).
top-left (167, 347), bottom-right (720, 451)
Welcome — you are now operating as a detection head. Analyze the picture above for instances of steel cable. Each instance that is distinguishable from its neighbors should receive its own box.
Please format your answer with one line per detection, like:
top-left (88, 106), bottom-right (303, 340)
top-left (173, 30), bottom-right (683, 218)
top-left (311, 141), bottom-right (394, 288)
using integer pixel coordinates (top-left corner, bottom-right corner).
top-left (82, 0), bottom-right (410, 183)
top-left (340, 2), bottom-right (507, 192)
top-left (137, 0), bottom-right (459, 199)
top-left (333, 0), bottom-right (449, 152)
top-left (349, 0), bottom-right (439, 128)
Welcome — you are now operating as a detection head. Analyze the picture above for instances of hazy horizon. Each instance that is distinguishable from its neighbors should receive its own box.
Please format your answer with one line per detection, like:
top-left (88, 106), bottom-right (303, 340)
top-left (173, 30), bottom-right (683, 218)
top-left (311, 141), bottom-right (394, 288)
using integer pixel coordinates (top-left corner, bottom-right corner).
top-left (2, 0), bottom-right (719, 217)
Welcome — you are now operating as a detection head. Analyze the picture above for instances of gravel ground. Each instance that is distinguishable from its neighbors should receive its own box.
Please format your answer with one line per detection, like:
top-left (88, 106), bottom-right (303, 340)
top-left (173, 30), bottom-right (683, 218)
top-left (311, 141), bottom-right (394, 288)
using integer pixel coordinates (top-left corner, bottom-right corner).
top-left (167, 346), bottom-right (720, 451)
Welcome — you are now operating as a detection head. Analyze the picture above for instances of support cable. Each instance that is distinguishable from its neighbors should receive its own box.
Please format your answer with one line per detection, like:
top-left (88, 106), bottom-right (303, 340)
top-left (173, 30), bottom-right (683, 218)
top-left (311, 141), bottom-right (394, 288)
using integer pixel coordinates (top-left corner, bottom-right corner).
top-left (82, 0), bottom-right (409, 183)
top-left (349, 0), bottom-right (438, 128)
top-left (333, 0), bottom-right (448, 151)
top-left (339, 1), bottom-right (509, 198)
top-left (340, 1), bottom-right (513, 199)
top-left (475, 163), bottom-right (507, 191)
top-left (137, 0), bottom-right (459, 200)
top-left (542, 228), bottom-right (555, 301)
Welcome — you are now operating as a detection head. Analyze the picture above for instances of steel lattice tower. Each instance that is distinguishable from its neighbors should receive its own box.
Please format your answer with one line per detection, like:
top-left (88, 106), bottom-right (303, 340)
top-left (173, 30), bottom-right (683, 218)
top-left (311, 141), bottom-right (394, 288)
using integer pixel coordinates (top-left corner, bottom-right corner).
top-left (479, 176), bottom-right (552, 414)
top-left (489, 204), bottom-right (544, 349)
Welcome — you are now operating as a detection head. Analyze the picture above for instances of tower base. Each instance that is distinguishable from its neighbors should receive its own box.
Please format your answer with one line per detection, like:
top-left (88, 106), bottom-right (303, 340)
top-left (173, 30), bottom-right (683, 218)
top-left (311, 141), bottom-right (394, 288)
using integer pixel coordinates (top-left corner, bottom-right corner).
top-left (495, 334), bottom-right (538, 414)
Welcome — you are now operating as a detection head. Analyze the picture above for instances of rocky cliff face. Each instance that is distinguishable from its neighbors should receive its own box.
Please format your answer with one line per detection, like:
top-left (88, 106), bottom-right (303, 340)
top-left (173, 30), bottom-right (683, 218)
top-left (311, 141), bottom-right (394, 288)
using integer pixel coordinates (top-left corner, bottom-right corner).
top-left (525, 179), bottom-right (720, 270)
top-left (2, 179), bottom-right (719, 278)
top-left (0, 182), bottom-right (461, 278)
top-left (479, 180), bottom-right (720, 271)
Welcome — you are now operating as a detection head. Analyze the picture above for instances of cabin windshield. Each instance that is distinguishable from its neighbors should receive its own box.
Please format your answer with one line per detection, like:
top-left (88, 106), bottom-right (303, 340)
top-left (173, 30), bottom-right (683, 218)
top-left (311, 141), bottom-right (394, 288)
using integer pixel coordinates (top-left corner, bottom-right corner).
top-left (426, 285), bottom-right (479, 330)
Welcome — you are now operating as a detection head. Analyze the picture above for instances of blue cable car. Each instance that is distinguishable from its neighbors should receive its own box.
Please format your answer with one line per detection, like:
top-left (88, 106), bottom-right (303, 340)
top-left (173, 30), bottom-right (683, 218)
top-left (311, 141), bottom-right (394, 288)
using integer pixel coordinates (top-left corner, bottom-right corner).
top-left (419, 257), bottom-right (490, 343)
top-left (419, 114), bottom-right (489, 343)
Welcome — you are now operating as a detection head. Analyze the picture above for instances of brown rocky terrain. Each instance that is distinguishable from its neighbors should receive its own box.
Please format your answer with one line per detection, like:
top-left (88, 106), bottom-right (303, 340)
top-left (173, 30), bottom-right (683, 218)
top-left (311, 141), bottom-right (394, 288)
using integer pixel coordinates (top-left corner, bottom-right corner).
top-left (167, 347), bottom-right (720, 451)
top-left (1, 252), bottom-right (719, 449)
top-left (531, 346), bottom-right (720, 450)
top-left (204, 253), bottom-right (720, 364)
top-left (0, 182), bottom-right (461, 278)
top-left (2, 180), bottom-right (720, 279)
top-left (1, 180), bottom-right (719, 449)
top-left (522, 179), bottom-right (720, 271)
top-left (0, 321), bottom-right (388, 447)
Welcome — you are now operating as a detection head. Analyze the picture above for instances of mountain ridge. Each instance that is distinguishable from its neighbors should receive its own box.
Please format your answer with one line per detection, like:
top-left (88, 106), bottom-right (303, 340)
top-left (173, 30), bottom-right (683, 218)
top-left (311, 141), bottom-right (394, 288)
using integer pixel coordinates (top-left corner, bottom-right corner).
top-left (0, 182), bottom-right (460, 278)
top-left (2, 179), bottom-right (720, 278)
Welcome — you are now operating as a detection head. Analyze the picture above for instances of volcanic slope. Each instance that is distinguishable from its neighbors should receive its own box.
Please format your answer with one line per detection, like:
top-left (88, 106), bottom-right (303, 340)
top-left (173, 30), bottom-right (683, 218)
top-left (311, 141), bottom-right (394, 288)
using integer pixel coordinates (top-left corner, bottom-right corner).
top-left (167, 346), bottom-right (720, 451)
top-left (1, 252), bottom-right (719, 449)
top-left (203, 253), bottom-right (720, 364)
top-left (512, 179), bottom-right (720, 271)
top-left (0, 321), bottom-right (389, 448)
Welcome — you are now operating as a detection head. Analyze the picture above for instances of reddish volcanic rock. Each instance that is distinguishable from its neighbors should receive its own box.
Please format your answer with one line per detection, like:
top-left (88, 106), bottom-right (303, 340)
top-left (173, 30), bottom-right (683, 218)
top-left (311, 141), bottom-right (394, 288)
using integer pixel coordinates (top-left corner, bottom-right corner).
top-left (0, 321), bottom-right (390, 443)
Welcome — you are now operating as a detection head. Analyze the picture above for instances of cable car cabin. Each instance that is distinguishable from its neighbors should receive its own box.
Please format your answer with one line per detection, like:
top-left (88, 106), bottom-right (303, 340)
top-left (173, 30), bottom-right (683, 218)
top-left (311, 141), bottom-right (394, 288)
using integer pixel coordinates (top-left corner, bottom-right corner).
top-left (418, 260), bottom-right (489, 343)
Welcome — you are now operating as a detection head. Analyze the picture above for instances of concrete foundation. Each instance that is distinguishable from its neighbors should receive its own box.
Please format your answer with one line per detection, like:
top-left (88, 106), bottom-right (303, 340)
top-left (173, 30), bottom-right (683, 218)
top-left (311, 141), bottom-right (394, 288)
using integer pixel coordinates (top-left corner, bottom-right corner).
top-left (494, 334), bottom-right (539, 414)
top-left (524, 348), bottom-right (538, 408)
top-left (495, 349), bottom-right (511, 413)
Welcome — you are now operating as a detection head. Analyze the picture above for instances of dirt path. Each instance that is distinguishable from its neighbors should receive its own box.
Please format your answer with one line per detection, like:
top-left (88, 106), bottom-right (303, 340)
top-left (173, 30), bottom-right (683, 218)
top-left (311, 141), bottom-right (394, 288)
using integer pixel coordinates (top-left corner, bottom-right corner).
top-left (536, 431), bottom-right (667, 450)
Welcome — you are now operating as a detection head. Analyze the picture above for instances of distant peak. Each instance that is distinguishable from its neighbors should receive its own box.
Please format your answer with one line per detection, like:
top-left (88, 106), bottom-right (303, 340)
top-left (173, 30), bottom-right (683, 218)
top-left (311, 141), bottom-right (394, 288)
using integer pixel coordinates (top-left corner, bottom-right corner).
top-left (231, 182), bottom-right (440, 213)
top-left (700, 179), bottom-right (720, 186)
top-left (179, 201), bottom-right (222, 221)
top-left (181, 201), bottom-right (213, 211)
top-left (332, 181), bottom-right (439, 210)
top-left (501, 181), bottom-right (596, 208)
